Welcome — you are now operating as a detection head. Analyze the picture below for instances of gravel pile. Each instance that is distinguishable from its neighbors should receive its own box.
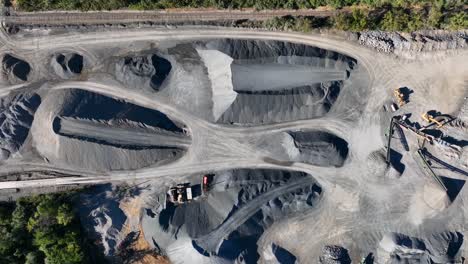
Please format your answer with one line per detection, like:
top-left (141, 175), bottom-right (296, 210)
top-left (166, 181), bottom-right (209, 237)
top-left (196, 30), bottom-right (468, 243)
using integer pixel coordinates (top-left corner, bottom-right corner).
top-left (357, 30), bottom-right (467, 54)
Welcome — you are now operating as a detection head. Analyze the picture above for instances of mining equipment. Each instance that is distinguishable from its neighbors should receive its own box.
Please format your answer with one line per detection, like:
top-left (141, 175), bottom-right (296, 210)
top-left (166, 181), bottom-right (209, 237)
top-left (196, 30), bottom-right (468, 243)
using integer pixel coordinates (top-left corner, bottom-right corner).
top-left (420, 112), bottom-right (453, 129)
top-left (386, 115), bottom-right (435, 163)
top-left (416, 148), bottom-right (448, 192)
top-left (420, 148), bottom-right (468, 177)
top-left (202, 174), bottom-right (214, 194)
top-left (167, 183), bottom-right (193, 205)
top-left (393, 88), bottom-right (408, 107)
top-left (421, 112), bottom-right (444, 128)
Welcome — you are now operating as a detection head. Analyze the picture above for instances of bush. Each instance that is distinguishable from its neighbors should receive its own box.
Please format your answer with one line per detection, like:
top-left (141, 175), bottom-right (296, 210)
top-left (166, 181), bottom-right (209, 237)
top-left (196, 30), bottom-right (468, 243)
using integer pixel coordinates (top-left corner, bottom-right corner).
top-left (14, 0), bottom-right (468, 31)
top-left (445, 12), bottom-right (468, 30)
top-left (333, 9), bottom-right (374, 31)
top-left (380, 8), bottom-right (411, 31)
top-left (263, 16), bottom-right (331, 32)
top-left (427, 5), bottom-right (443, 28)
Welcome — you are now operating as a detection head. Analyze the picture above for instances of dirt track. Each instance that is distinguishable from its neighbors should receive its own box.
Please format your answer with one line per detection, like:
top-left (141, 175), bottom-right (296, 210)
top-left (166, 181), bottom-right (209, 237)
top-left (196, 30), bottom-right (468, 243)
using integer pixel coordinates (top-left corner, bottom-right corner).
top-left (4, 9), bottom-right (340, 25)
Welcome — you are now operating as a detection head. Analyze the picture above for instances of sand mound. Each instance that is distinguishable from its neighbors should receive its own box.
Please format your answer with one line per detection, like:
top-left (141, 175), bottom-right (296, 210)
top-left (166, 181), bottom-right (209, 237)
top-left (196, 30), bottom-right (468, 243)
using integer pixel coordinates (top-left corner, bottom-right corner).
top-left (197, 39), bottom-right (360, 125)
top-left (378, 232), bottom-right (463, 263)
top-left (51, 53), bottom-right (84, 78)
top-left (143, 169), bottom-right (321, 263)
top-left (53, 116), bottom-right (190, 150)
top-left (115, 54), bottom-right (172, 91)
top-left (408, 184), bottom-right (450, 226)
top-left (197, 49), bottom-right (237, 121)
top-left (288, 131), bottom-right (349, 167)
top-left (1, 54), bottom-right (31, 83)
top-left (0, 92), bottom-right (41, 160)
top-left (32, 89), bottom-right (188, 171)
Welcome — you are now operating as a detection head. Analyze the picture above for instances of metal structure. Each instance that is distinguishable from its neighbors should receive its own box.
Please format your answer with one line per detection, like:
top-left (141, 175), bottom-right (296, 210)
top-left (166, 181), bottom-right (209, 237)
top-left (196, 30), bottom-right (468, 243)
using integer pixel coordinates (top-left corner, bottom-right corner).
top-left (421, 148), bottom-right (468, 177)
top-left (394, 122), bottom-right (409, 151)
top-left (386, 117), bottom-right (396, 163)
top-left (416, 149), bottom-right (447, 192)
top-left (386, 116), bottom-right (410, 163)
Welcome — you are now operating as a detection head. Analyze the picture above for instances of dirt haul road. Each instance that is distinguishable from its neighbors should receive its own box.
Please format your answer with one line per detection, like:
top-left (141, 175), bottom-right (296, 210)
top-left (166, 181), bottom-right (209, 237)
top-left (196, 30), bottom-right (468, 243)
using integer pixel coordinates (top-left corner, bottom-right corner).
top-left (0, 26), bottom-right (464, 188)
top-left (3, 9), bottom-right (340, 25)
top-left (0, 27), bottom-right (465, 199)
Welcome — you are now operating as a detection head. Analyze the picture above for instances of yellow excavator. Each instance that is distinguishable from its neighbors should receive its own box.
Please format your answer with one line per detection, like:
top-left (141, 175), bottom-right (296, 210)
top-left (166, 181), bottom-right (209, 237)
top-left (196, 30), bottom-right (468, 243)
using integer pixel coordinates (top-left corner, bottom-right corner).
top-left (421, 112), bottom-right (444, 128)
top-left (394, 88), bottom-right (407, 107)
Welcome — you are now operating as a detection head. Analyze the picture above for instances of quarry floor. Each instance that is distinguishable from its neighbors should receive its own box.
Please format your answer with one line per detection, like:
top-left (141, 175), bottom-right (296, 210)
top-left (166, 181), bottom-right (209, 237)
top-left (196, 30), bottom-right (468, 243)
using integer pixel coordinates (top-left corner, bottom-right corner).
top-left (0, 26), bottom-right (467, 263)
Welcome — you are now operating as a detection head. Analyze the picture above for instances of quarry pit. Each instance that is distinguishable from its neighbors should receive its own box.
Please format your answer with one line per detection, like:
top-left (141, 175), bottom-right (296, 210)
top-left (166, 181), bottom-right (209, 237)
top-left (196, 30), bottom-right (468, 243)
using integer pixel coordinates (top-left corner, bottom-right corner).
top-left (0, 27), bottom-right (467, 264)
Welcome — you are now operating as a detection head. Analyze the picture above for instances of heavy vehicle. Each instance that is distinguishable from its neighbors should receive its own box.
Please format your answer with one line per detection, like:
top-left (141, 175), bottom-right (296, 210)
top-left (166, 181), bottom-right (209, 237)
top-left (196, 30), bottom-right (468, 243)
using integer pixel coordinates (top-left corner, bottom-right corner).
top-left (167, 183), bottom-right (193, 205)
top-left (202, 174), bottom-right (214, 194)
top-left (393, 88), bottom-right (408, 107)
top-left (421, 112), bottom-right (448, 129)
top-left (421, 112), bottom-right (443, 128)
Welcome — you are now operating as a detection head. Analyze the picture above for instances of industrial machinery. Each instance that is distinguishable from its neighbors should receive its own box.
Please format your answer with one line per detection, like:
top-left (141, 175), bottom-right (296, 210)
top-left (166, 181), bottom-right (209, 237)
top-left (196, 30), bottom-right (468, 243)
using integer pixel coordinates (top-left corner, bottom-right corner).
top-left (393, 88), bottom-right (408, 107)
top-left (416, 148), bottom-right (447, 192)
top-left (167, 183), bottom-right (193, 205)
top-left (386, 115), bottom-right (436, 163)
top-left (420, 148), bottom-right (468, 177)
top-left (202, 174), bottom-right (214, 194)
top-left (421, 112), bottom-right (444, 128)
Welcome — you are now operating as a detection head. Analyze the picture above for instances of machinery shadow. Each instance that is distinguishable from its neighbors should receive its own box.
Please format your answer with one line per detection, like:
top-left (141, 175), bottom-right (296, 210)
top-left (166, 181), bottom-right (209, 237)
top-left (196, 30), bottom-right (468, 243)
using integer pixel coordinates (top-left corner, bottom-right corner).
top-left (389, 149), bottom-right (405, 174)
top-left (439, 176), bottom-right (465, 202)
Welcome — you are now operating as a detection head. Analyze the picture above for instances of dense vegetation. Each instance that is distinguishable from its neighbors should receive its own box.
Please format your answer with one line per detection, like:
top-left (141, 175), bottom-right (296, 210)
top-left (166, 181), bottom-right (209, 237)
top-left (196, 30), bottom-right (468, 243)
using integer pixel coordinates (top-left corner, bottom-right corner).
top-left (264, 5), bottom-right (467, 32)
top-left (15, 0), bottom-right (465, 12)
top-left (14, 0), bottom-right (467, 31)
top-left (332, 6), bottom-right (467, 31)
top-left (0, 193), bottom-right (96, 264)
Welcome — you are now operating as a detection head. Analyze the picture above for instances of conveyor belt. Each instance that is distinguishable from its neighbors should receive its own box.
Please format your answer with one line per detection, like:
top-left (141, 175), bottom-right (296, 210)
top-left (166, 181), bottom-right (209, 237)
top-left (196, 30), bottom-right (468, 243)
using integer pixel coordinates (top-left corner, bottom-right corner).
top-left (394, 123), bottom-right (409, 151)
top-left (416, 149), bottom-right (447, 192)
top-left (421, 149), bottom-right (468, 177)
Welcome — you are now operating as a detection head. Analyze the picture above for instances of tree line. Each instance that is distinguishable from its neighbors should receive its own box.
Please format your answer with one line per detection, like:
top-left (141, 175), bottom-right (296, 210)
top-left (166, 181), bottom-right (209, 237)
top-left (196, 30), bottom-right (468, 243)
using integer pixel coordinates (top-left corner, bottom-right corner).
top-left (15, 0), bottom-right (465, 12)
top-left (15, 0), bottom-right (467, 31)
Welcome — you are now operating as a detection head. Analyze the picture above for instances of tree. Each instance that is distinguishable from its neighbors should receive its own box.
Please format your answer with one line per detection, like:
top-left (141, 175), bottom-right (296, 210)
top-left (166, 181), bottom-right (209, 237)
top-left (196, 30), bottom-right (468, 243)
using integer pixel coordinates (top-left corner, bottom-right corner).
top-left (333, 9), bottom-right (373, 31)
top-left (57, 204), bottom-right (74, 226)
top-left (0, 193), bottom-right (89, 264)
top-left (380, 9), bottom-right (411, 31)
top-left (407, 10), bottom-right (424, 31)
top-left (427, 5), bottom-right (443, 28)
top-left (25, 251), bottom-right (44, 264)
top-left (445, 12), bottom-right (468, 30)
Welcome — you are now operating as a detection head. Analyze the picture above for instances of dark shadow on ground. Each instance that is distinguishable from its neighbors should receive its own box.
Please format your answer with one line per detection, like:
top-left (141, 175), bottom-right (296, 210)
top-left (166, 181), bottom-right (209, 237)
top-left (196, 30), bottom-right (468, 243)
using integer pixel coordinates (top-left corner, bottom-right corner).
top-left (389, 149), bottom-right (405, 174)
top-left (272, 243), bottom-right (297, 264)
top-left (439, 176), bottom-right (465, 202)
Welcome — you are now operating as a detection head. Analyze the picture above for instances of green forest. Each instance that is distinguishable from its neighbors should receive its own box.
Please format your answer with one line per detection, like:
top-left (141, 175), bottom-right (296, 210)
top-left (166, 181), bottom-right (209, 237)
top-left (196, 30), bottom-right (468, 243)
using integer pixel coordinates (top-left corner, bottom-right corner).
top-left (13, 0), bottom-right (466, 11)
top-left (0, 193), bottom-right (96, 264)
top-left (263, 7), bottom-right (467, 32)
